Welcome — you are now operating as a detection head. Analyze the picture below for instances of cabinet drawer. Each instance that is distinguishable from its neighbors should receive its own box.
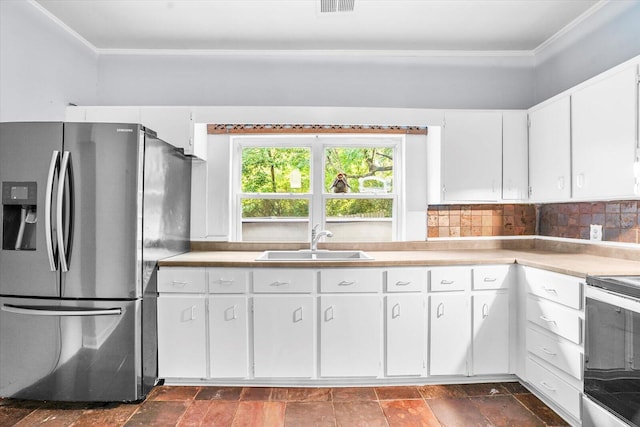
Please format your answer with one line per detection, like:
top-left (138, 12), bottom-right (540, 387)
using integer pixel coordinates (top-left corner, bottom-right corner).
top-left (473, 265), bottom-right (511, 290)
top-left (320, 269), bottom-right (382, 293)
top-left (526, 327), bottom-right (582, 380)
top-left (158, 268), bottom-right (206, 293)
top-left (253, 269), bottom-right (315, 293)
top-left (526, 357), bottom-right (582, 420)
top-left (525, 267), bottom-right (583, 309)
top-left (208, 268), bottom-right (249, 293)
top-left (430, 267), bottom-right (471, 292)
top-left (386, 268), bottom-right (427, 292)
top-left (527, 296), bottom-right (582, 344)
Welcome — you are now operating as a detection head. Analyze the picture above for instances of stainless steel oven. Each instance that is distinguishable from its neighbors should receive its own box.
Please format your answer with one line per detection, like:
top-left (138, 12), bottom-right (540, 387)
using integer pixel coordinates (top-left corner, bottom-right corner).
top-left (585, 275), bottom-right (640, 427)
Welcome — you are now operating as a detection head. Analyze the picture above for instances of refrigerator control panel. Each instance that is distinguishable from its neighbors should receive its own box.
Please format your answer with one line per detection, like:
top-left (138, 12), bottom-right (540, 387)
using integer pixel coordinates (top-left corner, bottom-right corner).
top-left (2, 182), bottom-right (37, 205)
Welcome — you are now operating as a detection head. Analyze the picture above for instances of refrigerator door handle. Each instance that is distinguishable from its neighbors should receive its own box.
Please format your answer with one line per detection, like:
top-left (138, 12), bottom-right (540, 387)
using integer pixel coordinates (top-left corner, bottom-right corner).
top-left (56, 151), bottom-right (74, 272)
top-left (1, 304), bottom-right (122, 317)
top-left (45, 151), bottom-right (59, 271)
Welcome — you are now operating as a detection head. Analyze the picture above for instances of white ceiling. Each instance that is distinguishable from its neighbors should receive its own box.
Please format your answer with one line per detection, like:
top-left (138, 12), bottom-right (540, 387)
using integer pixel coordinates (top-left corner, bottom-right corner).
top-left (33, 0), bottom-right (603, 53)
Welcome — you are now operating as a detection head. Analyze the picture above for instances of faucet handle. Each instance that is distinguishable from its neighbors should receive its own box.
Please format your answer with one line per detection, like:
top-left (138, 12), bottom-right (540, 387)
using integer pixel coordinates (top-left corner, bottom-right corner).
top-left (312, 224), bottom-right (320, 232)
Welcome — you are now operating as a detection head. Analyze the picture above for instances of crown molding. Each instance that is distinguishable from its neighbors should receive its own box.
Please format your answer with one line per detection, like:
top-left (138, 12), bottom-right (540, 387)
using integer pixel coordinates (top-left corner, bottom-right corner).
top-left (27, 0), bottom-right (98, 53)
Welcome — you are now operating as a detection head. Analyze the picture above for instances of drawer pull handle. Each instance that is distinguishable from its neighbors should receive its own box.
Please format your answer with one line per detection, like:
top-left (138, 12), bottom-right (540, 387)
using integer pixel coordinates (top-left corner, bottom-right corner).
top-left (437, 303), bottom-right (445, 318)
top-left (269, 281), bottom-right (290, 287)
top-left (172, 281), bottom-right (188, 288)
top-left (542, 287), bottom-right (558, 294)
top-left (483, 277), bottom-right (497, 282)
top-left (392, 303), bottom-right (401, 319)
top-left (396, 281), bottom-right (411, 286)
top-left (293, 307), bottom-right (303, 323)
top-left (216, 279), bottom-right (235, 286)
top-left (324, 306), bottom-right (334, 321)
top-left (540, 315), bottom-right (557, 324)
top-left (224, 305), bottom-right (237, 321)
top-left (540, 381), bottom-right (557, 392)
top-left (482, 304), bottom-right (489, 319)
top-left (541, 347), bottom-right (557, 356)
top-left (440, 280), bottom-right (454, 285)
top-left (338, 281), bottom-right (355, 286)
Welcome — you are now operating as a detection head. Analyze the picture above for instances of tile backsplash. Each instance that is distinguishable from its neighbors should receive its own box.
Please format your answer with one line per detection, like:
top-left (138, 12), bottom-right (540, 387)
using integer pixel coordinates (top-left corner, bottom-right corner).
top-left (427, 204), bottom-right (537, 238)
top-left (427, 200), bottom-right (640, 244)
top-left (539, 200), bottom-right (640, 244)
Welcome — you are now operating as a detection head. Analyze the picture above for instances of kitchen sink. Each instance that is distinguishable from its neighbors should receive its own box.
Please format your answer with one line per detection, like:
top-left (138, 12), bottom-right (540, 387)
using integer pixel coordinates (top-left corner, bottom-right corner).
top-left (256, 250), bottom-right (373, 261)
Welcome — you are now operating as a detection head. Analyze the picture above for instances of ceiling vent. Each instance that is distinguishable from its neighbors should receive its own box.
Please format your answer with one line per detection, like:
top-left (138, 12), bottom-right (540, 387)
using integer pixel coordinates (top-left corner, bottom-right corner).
top-left (320, 0), bottom-right (355, 13)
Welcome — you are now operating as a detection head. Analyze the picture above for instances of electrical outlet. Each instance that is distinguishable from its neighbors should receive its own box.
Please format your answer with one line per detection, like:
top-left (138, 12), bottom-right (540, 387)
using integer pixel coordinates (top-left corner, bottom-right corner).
top-left (590, 224), bottom-right (603, 241)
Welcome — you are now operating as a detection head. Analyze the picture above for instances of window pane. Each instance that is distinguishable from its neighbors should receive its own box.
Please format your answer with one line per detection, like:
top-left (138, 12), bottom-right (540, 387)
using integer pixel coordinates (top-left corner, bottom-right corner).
top-left (242, 147), bottom-right (310, 193)
top-left (325, 147), bottom-right (393, 194)
top-left (325, 198), bottom-right (393, 242)
top-left (241, 198), bottom-right (309, 241)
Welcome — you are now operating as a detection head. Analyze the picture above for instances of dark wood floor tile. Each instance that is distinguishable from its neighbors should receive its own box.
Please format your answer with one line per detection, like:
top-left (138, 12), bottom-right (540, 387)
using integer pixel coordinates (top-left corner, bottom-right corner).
top-left (501, 381), bottom-right (530, 395)
top-left (284, 401), bottom-right (335, 427)
top-left (471, 395), bottom-right (545, 427)
top-left (427, 397), bottom-right (491, 427)
top-left (417, 384), bottom-right (468, 399)
top-left (460, 382), bottom-right (510, 397)
top-left (331, 387), bottom-right (378, 402)
top-left (240, 387), bottom-right (275, 401)
top-left (270, 388), bottom-right (289, 401)
top-left (70, 403), bottom-right (139, 427)
top-left (233, 401), bottom-right (285, 427)
top-left (375, 386), bottom-right (422, 400)
top-left (123, 401), bottom-right (189, 427)
top-left (201, 401), bottom-right (238, 426)
top-left (147, 385), bottom-right (201, 401)
top-left (176, 400), bottom-right (213, 427)
top-left (514, 393), bottom-right (569, 426)
top-left (334, 401), bottom-right (388, 427)
top-left (14, 407), bottom-right (85, 427)
top-left (0, 400), bottom-right (42, 427)
top-left (287, 387), bottom-right (332, 402)
top-left (196, 386), bottom-right (243, 401)
top-left (380, 399), bottom-right (441, 427)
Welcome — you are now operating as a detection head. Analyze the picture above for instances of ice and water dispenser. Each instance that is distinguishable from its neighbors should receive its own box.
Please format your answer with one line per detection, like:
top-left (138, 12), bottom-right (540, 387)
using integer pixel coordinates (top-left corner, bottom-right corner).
top-left (2, 182), bottom-right (37, 250)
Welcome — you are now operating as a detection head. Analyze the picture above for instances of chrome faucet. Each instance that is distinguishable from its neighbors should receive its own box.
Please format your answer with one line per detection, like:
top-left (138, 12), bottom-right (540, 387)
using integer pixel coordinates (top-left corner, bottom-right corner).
top-left (310, 224), bottom-right (333, 251)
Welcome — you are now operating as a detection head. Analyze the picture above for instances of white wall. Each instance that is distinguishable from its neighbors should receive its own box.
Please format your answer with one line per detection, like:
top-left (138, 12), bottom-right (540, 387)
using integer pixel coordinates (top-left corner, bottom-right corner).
top-left (0, 1), bottom-right (97, 122)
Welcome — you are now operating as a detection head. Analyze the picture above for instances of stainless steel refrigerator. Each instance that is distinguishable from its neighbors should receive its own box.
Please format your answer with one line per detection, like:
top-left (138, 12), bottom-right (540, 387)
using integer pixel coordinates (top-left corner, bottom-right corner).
top-left (0, 122), bottom-right (191, 402)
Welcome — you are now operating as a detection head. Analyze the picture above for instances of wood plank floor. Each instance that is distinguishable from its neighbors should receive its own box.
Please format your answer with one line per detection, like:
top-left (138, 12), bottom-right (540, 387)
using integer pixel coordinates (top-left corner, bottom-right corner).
top-left (0, 382), bottom-right (569, 426)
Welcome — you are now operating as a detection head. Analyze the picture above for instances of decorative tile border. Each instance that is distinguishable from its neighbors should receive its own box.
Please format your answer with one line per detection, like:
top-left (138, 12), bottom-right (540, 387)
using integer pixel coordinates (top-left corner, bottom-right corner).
top-left (207, 123), bottom-right (428, 135)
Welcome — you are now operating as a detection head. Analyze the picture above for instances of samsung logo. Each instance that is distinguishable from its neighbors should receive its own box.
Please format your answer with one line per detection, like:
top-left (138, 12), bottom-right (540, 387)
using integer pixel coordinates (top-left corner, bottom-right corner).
top-left (116, 128), bottom-right (133, 133)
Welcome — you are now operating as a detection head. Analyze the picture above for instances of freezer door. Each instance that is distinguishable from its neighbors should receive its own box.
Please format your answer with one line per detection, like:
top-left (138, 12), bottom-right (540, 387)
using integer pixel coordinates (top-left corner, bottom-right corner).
top-left (61, 123), bottom-right (142, 299)
top-left (0, 122), bottom-right (62, 297)
top-left (0, 297), bottom-right (143, 402)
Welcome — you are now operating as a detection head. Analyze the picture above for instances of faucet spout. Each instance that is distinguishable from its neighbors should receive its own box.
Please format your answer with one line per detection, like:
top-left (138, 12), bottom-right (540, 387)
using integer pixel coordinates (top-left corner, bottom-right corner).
top-left (311, 224), bottom-right (333, 251)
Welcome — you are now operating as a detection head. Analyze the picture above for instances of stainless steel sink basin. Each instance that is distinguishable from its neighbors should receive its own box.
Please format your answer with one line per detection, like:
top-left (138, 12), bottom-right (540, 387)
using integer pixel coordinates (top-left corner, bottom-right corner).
top-left (256, 250), bottom-right (373, 261)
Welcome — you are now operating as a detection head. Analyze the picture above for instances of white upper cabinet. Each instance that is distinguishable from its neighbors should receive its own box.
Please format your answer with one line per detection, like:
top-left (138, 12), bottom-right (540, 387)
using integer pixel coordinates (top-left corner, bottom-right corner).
top-left (571, 64), bottom-right (639, 200)
top-left (528, 97), bottom-right (571, 202)
top-left (502, 111), bottom-right (529, 200)
top-left (442, 111), bottom-right (503, 202)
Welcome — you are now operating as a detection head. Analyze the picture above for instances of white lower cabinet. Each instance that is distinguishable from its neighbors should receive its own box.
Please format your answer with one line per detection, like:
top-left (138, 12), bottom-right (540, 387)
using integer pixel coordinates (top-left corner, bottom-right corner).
top-left (472, 291), bottom-right (510, 375)
top-left (386, 294), bottom-right (426, 376)
top-left (209, 296), bottom-right (249, 378)
top-left (320, 295), bottom-right (381, 377)
top-left (157, 295), bottom-right (207, 378)
top-left (430, 293), bottom-right (469, 376)
top-left (253, 295), bottom-right (315, 378)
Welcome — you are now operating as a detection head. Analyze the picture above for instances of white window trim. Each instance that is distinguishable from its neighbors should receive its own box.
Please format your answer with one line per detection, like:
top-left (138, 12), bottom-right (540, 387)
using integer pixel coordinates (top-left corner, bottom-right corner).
top-left (231, 134), bottom-right (405, 242)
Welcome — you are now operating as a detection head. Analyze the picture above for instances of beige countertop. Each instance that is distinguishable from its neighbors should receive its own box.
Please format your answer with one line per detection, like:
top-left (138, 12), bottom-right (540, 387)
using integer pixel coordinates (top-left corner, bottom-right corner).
top-left (159, 248), bottom-right (640, 278)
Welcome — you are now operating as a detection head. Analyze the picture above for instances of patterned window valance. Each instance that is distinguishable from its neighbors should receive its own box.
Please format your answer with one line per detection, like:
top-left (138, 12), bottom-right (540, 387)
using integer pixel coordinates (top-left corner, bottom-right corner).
top-left (207, 124), bottom-right (428, 135)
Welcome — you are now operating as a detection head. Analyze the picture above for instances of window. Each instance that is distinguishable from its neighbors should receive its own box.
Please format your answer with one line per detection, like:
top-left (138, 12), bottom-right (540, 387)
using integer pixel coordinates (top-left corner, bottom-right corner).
top-left (232, 135), bottom-right (404, 242)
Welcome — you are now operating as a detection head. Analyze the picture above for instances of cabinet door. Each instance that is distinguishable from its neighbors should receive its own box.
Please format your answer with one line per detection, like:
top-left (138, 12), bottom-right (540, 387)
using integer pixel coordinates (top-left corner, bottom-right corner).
top-left (209, 296), bottom-right (249, 378)
top-left (528, 97), bottom-right (571, 201)
top-left (386, 294), bottom-right (426, 376)
top-left (430, 294), bottom-right (469, 376)
top-left (253, 296), bottom-right (315, 378)
top-left (472, 292), bottom-right (510, 375)
top-left (571, 64), bottom-right (638, 199)
top-left (502, 111), bottom-right (529, 200)
top-left (140, 107), bottom-right (194, 155)
top-left (320, 295), bottom-right (381, 377)
top-left (442, 111), bottom-right (502, 201)
top-left (157, 296), bottom-right (207, 378)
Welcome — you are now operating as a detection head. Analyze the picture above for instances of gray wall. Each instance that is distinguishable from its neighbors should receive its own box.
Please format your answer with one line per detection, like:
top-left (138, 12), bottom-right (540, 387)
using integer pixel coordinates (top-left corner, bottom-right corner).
top-left (0, 1), bottom-right (97, 122)
top-left (1, 1), bottom-right (640, 121)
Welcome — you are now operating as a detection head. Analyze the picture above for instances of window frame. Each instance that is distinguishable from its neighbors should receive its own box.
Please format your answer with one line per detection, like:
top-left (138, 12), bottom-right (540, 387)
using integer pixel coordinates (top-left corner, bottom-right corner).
top-left (231, 134), bottom-right (405, 242)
